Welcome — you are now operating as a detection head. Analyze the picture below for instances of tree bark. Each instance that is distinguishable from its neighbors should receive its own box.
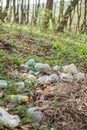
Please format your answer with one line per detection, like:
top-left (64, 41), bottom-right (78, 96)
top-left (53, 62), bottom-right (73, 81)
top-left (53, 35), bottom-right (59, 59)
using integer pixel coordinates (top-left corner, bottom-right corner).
top-left (56, 0), bottom-right (80, 32)
top-left (43, 0), bottom-right (54, 28)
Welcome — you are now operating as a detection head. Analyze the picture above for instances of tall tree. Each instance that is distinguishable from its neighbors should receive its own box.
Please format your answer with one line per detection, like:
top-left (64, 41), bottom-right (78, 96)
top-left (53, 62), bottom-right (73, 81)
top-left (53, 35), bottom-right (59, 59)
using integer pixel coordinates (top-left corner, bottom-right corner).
top-left (43, 0), bottom-right (54, 28)
top-left (58, 0), bottom-right (64, 22)
top-left (56, 0), bottom-right (80, 32)
top-left (81, 0), bottom-right (87, 33)
top-left (26, 0), bottom-right (30, 24)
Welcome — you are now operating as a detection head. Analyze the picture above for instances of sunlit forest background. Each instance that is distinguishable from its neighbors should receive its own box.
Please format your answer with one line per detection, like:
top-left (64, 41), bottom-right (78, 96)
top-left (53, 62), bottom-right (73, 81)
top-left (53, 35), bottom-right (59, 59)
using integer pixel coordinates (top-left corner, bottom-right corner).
top-left (0, 0), bottom-right (87, 33)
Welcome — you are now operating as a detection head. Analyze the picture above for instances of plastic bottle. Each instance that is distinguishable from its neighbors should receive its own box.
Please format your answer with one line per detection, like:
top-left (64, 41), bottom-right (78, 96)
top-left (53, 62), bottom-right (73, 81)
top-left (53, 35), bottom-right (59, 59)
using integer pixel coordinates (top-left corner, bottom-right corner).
top-left (20, 64), bottom-right (29, 70)
top-left (53, 65), bottom-right (63, 72)
top-left (60, 73), bottom-right (73, 82)
top-left (49, 74), bottom-right (58, 82)
top-left (0, 107), bottom-right (20, 127)
top-left (38, 74), bottom-right (58, 84)
top-left (27, 107), bottom-right (44, 122)
top-left (10, 95), bottom-right (29, 103)
top-left (0, 80), bottom-right (8, 88)
top-left (25, 59), bottom-right (35, 66)
top-left (29, 66), bottom-right (40, 75)
top-left (35, 63), bottom-right (51, 73)
top-left (63, 64), bottom-right (78, 74)
top-left (15, 81), bottom-right (25, 92)
top-left (73, 72), bottom-right (85, 81)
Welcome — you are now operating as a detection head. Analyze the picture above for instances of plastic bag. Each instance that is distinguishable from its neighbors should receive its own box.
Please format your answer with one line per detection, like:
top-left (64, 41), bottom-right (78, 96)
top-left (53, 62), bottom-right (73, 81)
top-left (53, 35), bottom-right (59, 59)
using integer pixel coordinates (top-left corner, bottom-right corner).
top-left (0, 80), bottom-right (7, 88)
top-left (0, 107), bottom-right (20, 127)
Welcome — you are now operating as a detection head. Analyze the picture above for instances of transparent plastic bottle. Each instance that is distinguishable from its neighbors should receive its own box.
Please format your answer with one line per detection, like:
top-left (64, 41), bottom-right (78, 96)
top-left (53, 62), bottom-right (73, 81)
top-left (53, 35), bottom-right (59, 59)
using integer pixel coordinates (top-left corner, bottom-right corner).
top-left (10, 95), bottom-right (29, 103)
top-left (0, 107), bottom-right (20, 127)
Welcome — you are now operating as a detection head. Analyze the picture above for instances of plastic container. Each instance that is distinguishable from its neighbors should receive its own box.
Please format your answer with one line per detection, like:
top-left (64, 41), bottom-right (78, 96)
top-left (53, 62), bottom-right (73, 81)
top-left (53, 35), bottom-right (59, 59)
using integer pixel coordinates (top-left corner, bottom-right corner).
top-left (10, 95), bottom-right (29, 103)
top-left (0, 107), bottom-right (20, 127)
top-left (0, 80), bottom-right (8, 88)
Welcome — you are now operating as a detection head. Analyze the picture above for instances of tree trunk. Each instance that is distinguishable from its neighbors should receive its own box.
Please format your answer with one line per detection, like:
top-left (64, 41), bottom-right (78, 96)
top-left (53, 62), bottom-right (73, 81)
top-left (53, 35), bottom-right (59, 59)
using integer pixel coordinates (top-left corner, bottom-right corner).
top-left (58, 0), bottom-right (64, 22)
top-left (34, 0), bottom-right (40, 25)
top-left (56, 0), bottom-right (80, 32)
top-left (81, 0), bottom-right (87, 33)
top-left (43, 0), bottom-right (54, 28)
top-left (13, 0), bottom-right (16, 22)
top-left (26, 0), bottom-right (30, 24)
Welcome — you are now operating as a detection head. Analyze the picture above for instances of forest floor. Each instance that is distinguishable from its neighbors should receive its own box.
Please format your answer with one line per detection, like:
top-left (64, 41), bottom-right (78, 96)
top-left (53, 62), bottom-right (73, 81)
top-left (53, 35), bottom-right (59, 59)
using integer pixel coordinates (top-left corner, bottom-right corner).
top-left (0, 23), bottom-right (87, 130)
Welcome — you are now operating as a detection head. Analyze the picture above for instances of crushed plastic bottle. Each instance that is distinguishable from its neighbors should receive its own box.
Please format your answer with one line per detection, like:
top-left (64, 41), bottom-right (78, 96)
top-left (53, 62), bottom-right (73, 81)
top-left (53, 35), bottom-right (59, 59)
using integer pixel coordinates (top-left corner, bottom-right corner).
top-left (15, 81), bottom-right (25, 92)
top-left (73, 72), bottom-right (85, 81)
top-left (25, 59), bottom-right (35, 66)
top-left (27, 107), bottom-right (44, 122)
top-left (48, 74), bottom-right (58, 82)
top-left (35, 63), bottom-right (51, 73)
top-left (63, 64), bottom-right (78, 74)
top-left (38, 75), bottom-right (49, 84)
top-left (0, 80), bottom-right (8, 88)
top-left (38, 74), bottom-right (58, 84)
top-left (0, 107), bottom-right (20, 127)
top-left (20, 64), bottom-right (29, 70)
top-left (21, 73), bottom-right (36, 80)
top-left (15, 81), bottom-right (25, 88)
top-left (60, 73), bottom-right (73, 82)
top-left (10, 95), bottom-right (29, 103)
top-left (29, 66), bottom-right (40, 75)
top-left (53, 65), bottom-right (63, 72)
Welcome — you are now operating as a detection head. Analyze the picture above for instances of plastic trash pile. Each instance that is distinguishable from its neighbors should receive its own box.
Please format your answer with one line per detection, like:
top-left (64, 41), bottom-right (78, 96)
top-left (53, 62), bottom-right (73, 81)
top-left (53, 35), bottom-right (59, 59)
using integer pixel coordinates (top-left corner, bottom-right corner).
top-left (20, 59), bottom-right (85, 83)
top-left (0, 59), bottom-right (85, 128)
